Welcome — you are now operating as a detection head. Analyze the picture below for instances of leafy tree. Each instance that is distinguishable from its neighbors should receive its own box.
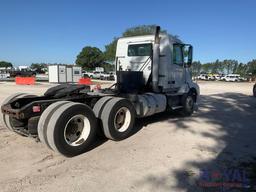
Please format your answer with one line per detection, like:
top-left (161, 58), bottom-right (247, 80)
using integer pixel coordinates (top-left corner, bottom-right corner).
top-left (122, 25), bottom-right (167, 37)
top-left (76, 46), bottom-right (104, 70)
top-left (104, 38), bottom-right (118, 61)
top-left (235, 63), bottom-right (248, 77)
top-left (201, 63), bottom-right (213, 73)
top-left (222, 59), bottom-right (238, 74)
top-left (0, 61), bottom-right (13, 68)
top-left (247, 59), bottom-right (256, 76)
top-left (191, 61), bottom-right (201, 76)
top-left (101, 62), bottom-right (115, 72)
top-left (211, 59), bottom-right (224, 74)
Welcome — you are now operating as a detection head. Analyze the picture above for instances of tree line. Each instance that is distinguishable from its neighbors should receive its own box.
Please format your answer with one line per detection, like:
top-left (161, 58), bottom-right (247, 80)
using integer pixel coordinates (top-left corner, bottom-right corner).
top-left (0, 61), bottom-right (13, 68)
top-left (191, 59), bottom-right (256, 77)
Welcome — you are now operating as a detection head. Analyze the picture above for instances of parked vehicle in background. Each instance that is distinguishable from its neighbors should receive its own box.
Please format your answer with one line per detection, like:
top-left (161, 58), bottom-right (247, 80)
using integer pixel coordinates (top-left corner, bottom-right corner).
top-left (0, 67), bottom-right (12, 79)
top-left (218, 74), bottom-right (224, 80)
top-left (223, 74), bottom-right (241, 82)
top-left (212, 74), bottom-right (221, 80)
top-left (10, 70), bottom-right (36, 78)
top-left (197, 74), bottom-right (208, 80)
top-left (83, 73), bottom-right (90, 78)
top-left (108, 72), bottom-right (115, 81)
top-left (239, 76), bottom-right (247, 82)
top-left (207, 74), bottom-right (215, 81)
top-left (83, 71), bottom-right (115, 81)
top-left (83, 72), bottom-right (94, 78)
top-left (99, 72), bottom-right (110, 80)
top-left (92, 71), bottom-right (113, 80)
top-left (91, 71), bottom-right (103, 79)
top-left (0, 73), bottom-right (10, 79)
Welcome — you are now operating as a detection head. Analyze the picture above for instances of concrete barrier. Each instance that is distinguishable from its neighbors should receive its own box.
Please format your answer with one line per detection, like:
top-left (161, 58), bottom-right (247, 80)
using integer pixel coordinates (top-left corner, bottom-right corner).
top-left (15, 77), bottom-right (36, 85)
top-left (78, 78), bottom-right (92, 85)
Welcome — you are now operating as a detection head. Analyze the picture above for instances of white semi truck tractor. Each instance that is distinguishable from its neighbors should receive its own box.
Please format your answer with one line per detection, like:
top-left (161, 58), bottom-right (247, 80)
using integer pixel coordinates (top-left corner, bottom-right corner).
top-left (1, 26), bottom-right (200, 157)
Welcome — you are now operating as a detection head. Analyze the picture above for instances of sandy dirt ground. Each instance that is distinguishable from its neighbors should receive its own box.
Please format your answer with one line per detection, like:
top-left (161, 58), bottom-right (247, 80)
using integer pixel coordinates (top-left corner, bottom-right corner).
top-left (0, 81), bottom-right (256, 192)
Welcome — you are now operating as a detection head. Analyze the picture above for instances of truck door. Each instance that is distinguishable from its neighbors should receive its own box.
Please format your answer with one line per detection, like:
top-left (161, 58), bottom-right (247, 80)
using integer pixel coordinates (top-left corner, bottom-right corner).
top-left (171, 44), bottom-right (185, 89)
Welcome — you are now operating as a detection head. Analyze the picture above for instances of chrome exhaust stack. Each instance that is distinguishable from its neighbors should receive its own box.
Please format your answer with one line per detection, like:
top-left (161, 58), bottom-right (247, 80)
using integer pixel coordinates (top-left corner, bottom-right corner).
top-left (152, 26), bottom-right (161, 92)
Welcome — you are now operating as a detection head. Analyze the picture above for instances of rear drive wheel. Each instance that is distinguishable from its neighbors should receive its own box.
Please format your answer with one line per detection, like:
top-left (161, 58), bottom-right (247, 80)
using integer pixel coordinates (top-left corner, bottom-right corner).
top-left (100, 97), bottom-right (136, 141)
top-left (46, 102), bottom-right (97, 157)
top-left (93, 96), bottom-right (113, 137)
top-left (37, 101), bottom-right (71, 149)
top-left (93, 96), bottom-right (113, 118)
top-left (253, 85), bottom-right (256, 97)
top-left (1, 93), bottom-right (35, 131)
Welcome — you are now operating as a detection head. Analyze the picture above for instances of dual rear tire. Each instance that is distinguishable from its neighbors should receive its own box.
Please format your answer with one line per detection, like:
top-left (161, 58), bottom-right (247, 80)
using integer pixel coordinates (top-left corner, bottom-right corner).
top-left (38, 97), bottom-right (136, 156)
top-left (38, 102), bottom-right (97, 157)
top-left (94, 97), bottom-right (136, 141)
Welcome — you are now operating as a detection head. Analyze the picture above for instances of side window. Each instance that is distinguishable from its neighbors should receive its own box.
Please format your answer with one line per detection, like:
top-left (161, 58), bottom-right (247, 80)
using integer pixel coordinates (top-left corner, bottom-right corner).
top-left (128, 43), bottom-right (152, 56)
top-left (173, 44), bottom-right (183, 65)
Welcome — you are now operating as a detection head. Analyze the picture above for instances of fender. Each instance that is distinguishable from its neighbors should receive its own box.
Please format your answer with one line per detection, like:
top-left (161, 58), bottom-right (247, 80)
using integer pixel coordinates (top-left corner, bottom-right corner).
top-left (188, 81), bottom-right (200, 96)
top-left (177, 81), bottom-right (200, 102)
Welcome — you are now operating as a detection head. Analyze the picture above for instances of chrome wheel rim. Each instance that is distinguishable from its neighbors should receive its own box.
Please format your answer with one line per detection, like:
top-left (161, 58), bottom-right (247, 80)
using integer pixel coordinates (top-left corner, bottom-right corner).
top-left (114, 107), bottom-right (131, 132)
top-left (64, 114), bottom-right (90, 146)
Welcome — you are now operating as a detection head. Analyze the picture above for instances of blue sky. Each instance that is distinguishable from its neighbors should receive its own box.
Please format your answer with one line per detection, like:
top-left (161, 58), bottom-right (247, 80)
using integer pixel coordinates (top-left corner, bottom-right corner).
top-left (0, 0), bottom-right (255, 66)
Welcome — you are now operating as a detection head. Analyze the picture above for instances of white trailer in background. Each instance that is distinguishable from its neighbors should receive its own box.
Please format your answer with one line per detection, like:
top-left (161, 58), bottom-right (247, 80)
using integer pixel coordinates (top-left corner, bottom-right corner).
top-left (66, 67), bottom-right (73, 83)
top-left (48, 65), bottom-right (82, 83)
top-left (48, 65), bottom-right (59, 83)
top-left (72, 66), bottom-right (82, 82)
top-left (58, 65), bottom-right (67, 83)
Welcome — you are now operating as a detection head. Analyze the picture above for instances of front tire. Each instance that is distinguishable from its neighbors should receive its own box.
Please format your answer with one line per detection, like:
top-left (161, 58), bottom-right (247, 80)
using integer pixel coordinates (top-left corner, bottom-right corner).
top-left (180, 93), bottom-right (195, 116)
top-left (46, 102), bottom-right (97, 157)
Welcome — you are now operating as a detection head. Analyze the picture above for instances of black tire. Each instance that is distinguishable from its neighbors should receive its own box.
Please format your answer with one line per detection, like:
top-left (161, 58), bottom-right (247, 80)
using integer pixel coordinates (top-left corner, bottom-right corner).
top-left (1, 93), bottom-right (25, 130)
top-left (93, 96), bottom-right (113, 118)
top-left (46, 102), bottom-right (97, 157)
top-left (1, 93), bottom-right (35, 131)
top-left (100, 97), bottom-right (136, 141)
top-left (180, 92), bottom-right (195, 116)
top-left (93, 96), bottom-right (113, 138)
top-left (37, 101), bottom-right (71, 149)
top-left (253, 85), bottom-right (256, 97)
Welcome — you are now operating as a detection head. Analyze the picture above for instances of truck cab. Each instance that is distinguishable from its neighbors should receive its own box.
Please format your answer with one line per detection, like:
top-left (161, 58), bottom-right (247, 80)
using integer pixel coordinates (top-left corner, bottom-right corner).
top-left (115, 31), bottom-right (199, 97)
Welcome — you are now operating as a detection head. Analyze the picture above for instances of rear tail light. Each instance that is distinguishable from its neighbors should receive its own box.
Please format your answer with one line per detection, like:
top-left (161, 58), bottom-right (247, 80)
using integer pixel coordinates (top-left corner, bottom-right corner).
top-left (33, 105), bottom-right (41, 113)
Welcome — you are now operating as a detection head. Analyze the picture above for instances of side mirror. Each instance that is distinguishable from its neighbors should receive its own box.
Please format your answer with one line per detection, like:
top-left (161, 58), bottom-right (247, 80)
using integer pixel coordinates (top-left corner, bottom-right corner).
top-left (188, 46), bottom-right (193, 67)
top-left (183, 45), bottom-right (193, 67)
